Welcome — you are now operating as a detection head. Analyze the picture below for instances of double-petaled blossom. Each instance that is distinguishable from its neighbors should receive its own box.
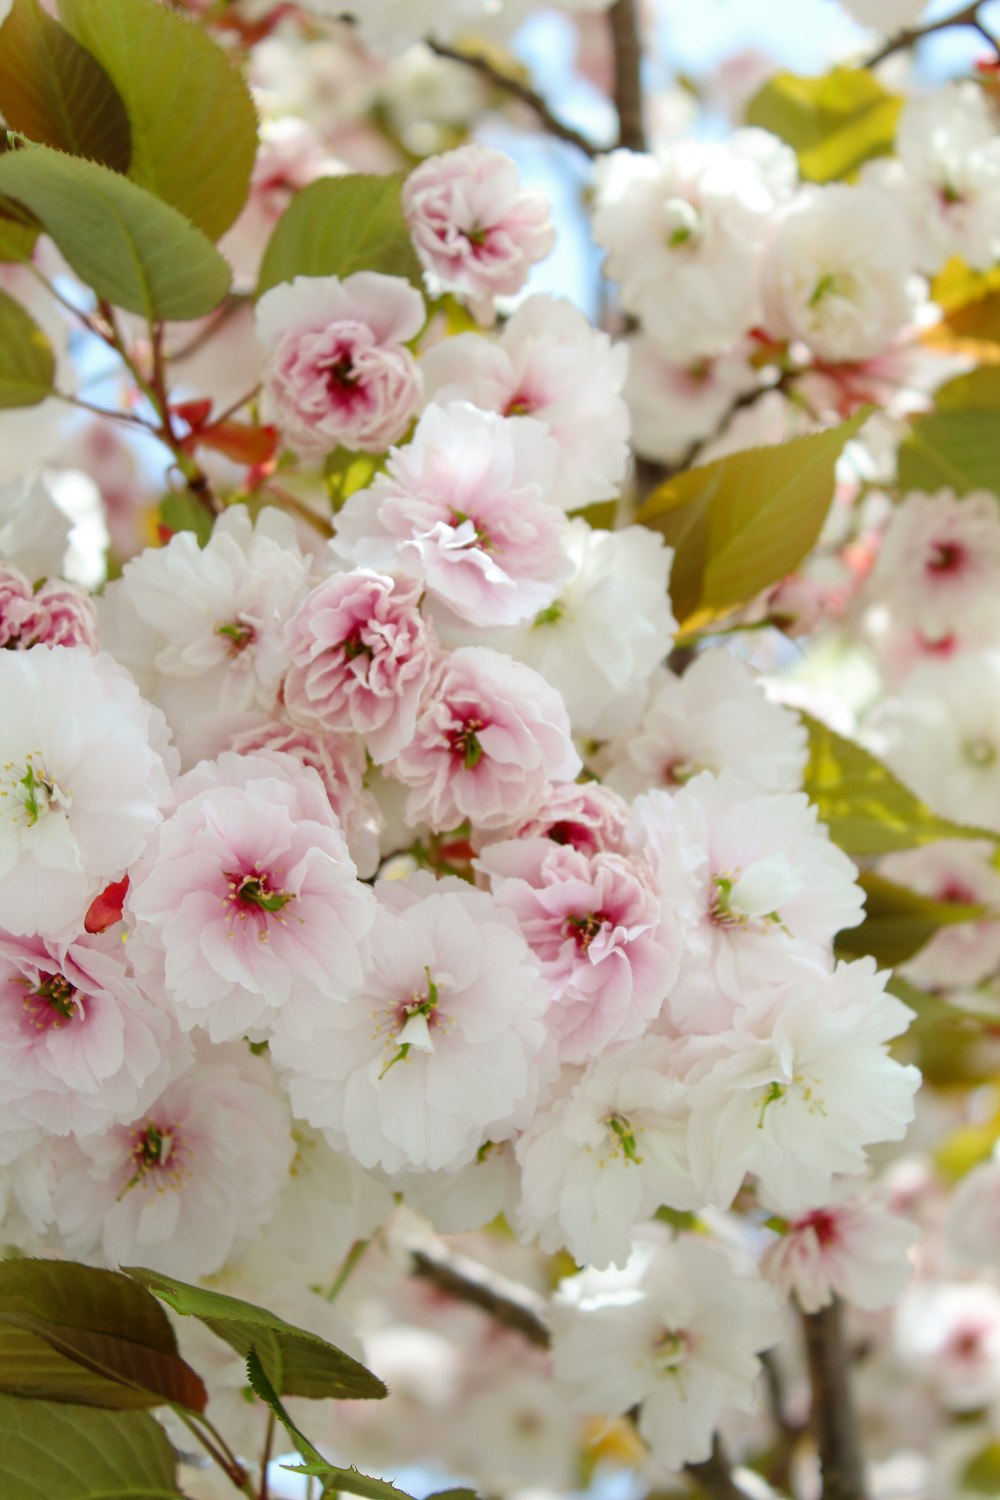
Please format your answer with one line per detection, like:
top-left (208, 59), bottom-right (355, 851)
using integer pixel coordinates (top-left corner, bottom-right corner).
top-left (127, 751), bottom-right (375, 1043)
top-left (282, 569), bottom-right (435, 762)
top-left (389, 647), bottom-right (581, 833)
top-left (273, 875), bottom-right (553, 1174)
top-left (333, 401), bottom-right (569, 630)
top-left (256, 272), bottom-right (425, 458)
top-left (0, 646), bottom-right (175, 941)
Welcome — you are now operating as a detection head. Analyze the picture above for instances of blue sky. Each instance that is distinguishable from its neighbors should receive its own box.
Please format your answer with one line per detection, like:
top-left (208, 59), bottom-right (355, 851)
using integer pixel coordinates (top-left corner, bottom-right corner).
top-left (496, 0), bottom-right (1000, 314)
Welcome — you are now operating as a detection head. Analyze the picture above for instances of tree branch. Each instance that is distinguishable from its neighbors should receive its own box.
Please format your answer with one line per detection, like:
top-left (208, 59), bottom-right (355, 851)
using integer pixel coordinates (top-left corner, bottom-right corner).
top-left (685, 1437), bottom-right (761, 1499)
top-left (428, 41), bottom-right (601, 158)
top-left (410, 1242), bottom-right (551, 1348)
top-left (864, 1), bottom-right (994, 67)
top-left (608, 0), bottom-right (647, 150)
top-left (800, 1299), bottom-right (869, 1500)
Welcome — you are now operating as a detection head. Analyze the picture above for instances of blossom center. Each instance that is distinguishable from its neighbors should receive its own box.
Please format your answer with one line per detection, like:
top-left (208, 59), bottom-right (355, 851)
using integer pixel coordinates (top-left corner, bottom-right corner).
top-left (606, 1111), bottom-right (643, 1164)
top-left (653, 1327), bottom-right (691, 1373)
top-left (215, 619), bottom-right (256, 655)
top-left (2, 753), bottom-right (71, 831)
top-left (926, 541), bottom-right (965, 576)
top-left (450, 718), bottom-right (485, 770)
top-left (663, 198), bottom-right (700, 249)
top-left (223, 867), bottom-right (296, 939)
top-left (119, 1120), bottom-right (186, 1198)
top-left (379, 968), bottom-right (441, 1077)
top-left (564, 911), bottom-right (607, 954)
top-left (963, 736), bottom-right (998, 769)
top-left (16, 971), bottom-right (81, 1031)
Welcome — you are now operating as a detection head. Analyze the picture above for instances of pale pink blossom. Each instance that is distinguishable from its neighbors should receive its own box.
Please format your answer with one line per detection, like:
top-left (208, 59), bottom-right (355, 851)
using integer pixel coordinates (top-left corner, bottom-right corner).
top-left (403, 144), bottom-right (555, 316)
top-left (880, 840), bottom-right (1000, 990)
top-left (282, 570), bottom-right (434, 762)
top-left (761, 1190), bottom-right (918, 1313)
top-left (0, 928), bottom-right (181, 1137)
top-left (896, 1280), bottom-right (1000, 1412)
top-left (256, 271), bottom-right (425, 457)
top-left (420, 295), bottom-right (629, 509)
top-left (0, 564), bottom-right (97, 651)
top-left (478, 838), bottom-right (679, 1063)
top-left (49, 1042), bottom-right (294, 1279)
top-left (681, 959), bottom-right (920, 1210)
top-left (629, 771), bottom-right (865, 1003)
top-left (389, 647), bottom-right (581, 833)
top-left (868, 490), bottom-right (1000, 645)
top-left (332, 402), bottom-right (568, 629)
top-left (127, 751), bottom-right (375, 1043)
top-left (0, 647), bottom-right (176, 941)
top-left (273, 876), bottom-right (553, 1174)
top-left (496, 780), bottom-right (630, 857)
top-left (228, 718), bottom-right (382, 879)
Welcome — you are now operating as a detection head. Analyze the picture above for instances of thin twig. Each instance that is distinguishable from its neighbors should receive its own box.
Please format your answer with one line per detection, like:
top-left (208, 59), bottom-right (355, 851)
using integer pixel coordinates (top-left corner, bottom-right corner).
top-left (608, 0), bottom-right (647, 150)
top-left (801, 1298), bottom-right (869, 1500)
top-left (211, 383), bottom-right (262, 428)
top-left (410, 1243), bottom-right (551, 1348)
top-left (257, 1411), bottom-right (276, 1500)
top-left (864, 1), bottom-right (991, 67)
top-left (263, 481), bottom-right (335, 539)
top-left (685, 1437), bottom-right (758, 1499)
top-left (326, 1237), bottom-right (369, 1303)
top-left (53, 391), bottom-right (156, 431)
top-left (175, 1410), bottom-right (254, 1497)
top-left (428, 40), bottom-right (602, 158)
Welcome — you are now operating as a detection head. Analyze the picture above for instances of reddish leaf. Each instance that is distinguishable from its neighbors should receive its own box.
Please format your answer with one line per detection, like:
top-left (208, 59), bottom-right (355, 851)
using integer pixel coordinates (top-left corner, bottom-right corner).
top-left (84, 875), bottom-right (129, 934)
top-left (198, 420), bottom-right (279, 466)
top-left (172, 397), bottom-right (213, 431)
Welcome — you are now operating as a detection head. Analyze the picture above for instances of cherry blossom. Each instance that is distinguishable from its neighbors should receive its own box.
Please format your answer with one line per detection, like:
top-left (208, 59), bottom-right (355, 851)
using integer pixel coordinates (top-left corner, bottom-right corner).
top-left (127, 750), bottom-right (375, 1043)
top-left (333, 401), bottom-right (568, 629)
top-left (389, 647), bottom-right (581, 833)
top-left (256, 272), bottom-right (425, 457)
top-left (403, 144), bottom-right (555, 317)
top-left (273, 876), bottom-right (553, 1174)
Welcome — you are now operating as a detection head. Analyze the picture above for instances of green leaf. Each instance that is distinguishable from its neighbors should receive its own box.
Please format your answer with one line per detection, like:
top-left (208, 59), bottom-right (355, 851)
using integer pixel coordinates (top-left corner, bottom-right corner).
top-left (125, 1265), bottom-right (387, 1401)
top-left (58, 0), bottom-right (257, 240)
top-left (0, 287), bottom-right (55, 408)
top-left (898, 365), bottom-right (1000, 497)
top-left (325, 447), bottom-right (386, 511)
top-left (745, 67), bottom-right (902, 183)
top-left (837, 871), bottom-right (990, 968)
top-left (159, 492), bottom-right (213, 546)
top-left (802, 711), bottom-right (998, 856)
top-left (636, 411), bottom-right (868, 630)
top-left (257, 174), bottom-right (423, 299)
top-left (0, 1258), bottom-right (207, 1411)
top-left (0, 0), bottom-right (130, 171)
top-left (0, 141), bottom-right (231, 320)
top-left (0, 1394), bottom-right (181, 1500)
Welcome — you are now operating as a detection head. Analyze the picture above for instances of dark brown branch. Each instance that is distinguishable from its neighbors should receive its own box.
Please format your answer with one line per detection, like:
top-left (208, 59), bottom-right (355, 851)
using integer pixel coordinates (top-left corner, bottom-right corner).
top-left (428, 41), bottom-right (601, 158)
top-left (410, 1243), bottom-right (551, 1348)
top-left (864, 1), bottom-right (992, 67)
top-left (608, 0), bottom-right (647, 150)
top-left (801, 1299), bottom-right (869, 1500)
top-left (685, 1437), bottom-right (759, 1499)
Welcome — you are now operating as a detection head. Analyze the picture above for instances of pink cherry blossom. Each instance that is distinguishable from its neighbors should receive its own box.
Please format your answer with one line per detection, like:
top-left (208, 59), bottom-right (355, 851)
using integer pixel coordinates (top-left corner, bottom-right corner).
top-left (127, 751), bottom-right (375, 1043)
top-left (332, 401), bottom-right (568, 628)
top-left (282, 570), bottom-right (435, 762)
top-left (49, 1041), bottom-right (294, 1279)
top-left (0, 563), bottom-right (98, 650)
top-left (478, 838), bottom-right (679, 1063)
top-left (388, 647), bottom-right (581, 833)
top-left (228, 718), bottom-right (382, 878)
top-left (761, 1189), bottom-right (918, 1313)
top-left (868, 489), bottom-right (1000, 646)
top-left (273, 877), bottom-right (553, 1174)
top-left (495, 780), bottom-right (630, 856)
top-left (0, 927), bottom-right (181, 1137)
top-left (403, 144), bottom-right (555, 316)
top-left (420, 294), bottom-right (629, 510)
top-left (256, 271), bottom-right (425, 457)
